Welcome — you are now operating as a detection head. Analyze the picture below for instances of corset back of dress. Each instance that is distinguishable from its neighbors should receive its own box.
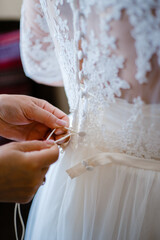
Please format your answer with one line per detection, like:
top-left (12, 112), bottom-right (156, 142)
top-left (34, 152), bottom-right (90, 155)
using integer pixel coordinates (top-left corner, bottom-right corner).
top-left (70, 98), bottom-right (160, 162)
top-left (38, 0), bottom-right (160, 106)
top-left (20, 0), bottom-right (160, 161)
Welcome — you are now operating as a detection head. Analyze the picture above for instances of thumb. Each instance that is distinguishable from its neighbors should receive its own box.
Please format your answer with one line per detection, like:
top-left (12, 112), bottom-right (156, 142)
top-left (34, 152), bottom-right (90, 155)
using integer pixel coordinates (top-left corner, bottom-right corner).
top-left (30, 106), bottom-right (67, 129)
top-left (26, 144), bottom-right (59, 168)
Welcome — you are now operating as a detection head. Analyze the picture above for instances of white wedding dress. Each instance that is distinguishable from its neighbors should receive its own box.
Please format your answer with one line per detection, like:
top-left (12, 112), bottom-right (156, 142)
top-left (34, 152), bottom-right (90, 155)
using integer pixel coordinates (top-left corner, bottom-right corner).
top-left (20, 0), bottom-right (160, 239)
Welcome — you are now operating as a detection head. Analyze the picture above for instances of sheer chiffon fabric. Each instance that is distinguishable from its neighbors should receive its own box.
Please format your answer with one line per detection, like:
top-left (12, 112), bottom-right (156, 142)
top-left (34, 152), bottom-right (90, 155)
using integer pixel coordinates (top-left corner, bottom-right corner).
top-left (20, 0), bottom-right (160, 239)
top-left (25, 100), bottom-right (160, 240)
top-left (25, 161), bottom-right (160, 240)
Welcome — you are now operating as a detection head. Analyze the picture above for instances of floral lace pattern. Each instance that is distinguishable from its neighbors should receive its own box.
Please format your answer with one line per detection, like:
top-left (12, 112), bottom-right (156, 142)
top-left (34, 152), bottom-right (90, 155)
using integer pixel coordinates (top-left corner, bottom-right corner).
top-left (20, 0), bottom-right (160, 160)
top-left (20, 0), bottom-right (62, 85)
top-left (69, 97), bottom-right (160, 161)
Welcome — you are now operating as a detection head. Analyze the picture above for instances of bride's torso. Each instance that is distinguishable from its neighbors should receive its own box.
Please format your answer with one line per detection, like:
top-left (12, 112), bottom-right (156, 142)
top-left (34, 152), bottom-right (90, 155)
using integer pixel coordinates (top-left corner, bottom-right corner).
top-left (40, 0), bottom-right (160, 159)
top-left (41, 0), bottom-right (160, 105)
top-left (21, 0), bottom-right (160, 159)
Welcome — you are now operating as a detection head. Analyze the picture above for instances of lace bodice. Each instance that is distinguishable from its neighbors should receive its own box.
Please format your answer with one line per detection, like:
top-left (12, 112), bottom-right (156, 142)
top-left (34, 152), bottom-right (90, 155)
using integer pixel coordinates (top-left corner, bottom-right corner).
top-left (20, 0), bottom-right (160, 159)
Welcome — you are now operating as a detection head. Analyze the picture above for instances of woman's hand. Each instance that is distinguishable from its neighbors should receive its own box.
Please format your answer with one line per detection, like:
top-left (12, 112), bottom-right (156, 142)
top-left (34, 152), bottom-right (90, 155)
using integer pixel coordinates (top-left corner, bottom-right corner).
top-left (0, 140), bottom-right (59, 203)
top-left (0, 94), bottom-right (69, 142)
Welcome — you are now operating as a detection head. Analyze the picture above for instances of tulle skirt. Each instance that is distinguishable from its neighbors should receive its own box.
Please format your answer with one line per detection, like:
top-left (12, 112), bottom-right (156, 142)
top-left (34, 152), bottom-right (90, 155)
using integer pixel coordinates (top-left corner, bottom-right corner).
top-left (25, 100), bottom-right (160, 240)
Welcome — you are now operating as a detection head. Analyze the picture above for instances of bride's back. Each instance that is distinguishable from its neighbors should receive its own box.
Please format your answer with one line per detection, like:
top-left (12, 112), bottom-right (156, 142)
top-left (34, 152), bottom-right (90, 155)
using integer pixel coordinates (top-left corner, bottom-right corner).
top-left (21, 0), bottom-right (160, 106)
top-left (21, 2), bottom-right (160, 239)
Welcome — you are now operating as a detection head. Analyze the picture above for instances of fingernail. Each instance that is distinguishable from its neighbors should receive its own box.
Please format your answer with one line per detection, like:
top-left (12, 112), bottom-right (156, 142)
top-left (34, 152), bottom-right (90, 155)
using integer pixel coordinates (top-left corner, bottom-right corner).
top-left (56, 119), bottom-right (67, 127)
top-left (55, 129), bottom-right (64, 135)
top-left (45, 140), bottom-right (55, 145)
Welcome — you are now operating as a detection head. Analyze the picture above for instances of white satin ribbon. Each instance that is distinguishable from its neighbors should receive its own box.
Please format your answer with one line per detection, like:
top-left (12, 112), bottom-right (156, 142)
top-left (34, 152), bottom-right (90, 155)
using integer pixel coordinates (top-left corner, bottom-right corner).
top-left (66, 152), bottom-right (160, 179)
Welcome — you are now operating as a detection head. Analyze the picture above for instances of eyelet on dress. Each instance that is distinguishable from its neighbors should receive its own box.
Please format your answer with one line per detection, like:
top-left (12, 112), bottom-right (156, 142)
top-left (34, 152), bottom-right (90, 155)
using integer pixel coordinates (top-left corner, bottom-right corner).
top-left (82, 160), bottom-right (94, 171)
top-left (79, 11), bottom-right (85, 19)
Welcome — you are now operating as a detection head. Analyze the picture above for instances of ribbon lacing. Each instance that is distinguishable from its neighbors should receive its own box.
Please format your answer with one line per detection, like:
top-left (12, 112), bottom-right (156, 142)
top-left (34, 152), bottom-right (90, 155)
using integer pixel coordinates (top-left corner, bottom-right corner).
top-left (66, 151), bottom-right (160, 179)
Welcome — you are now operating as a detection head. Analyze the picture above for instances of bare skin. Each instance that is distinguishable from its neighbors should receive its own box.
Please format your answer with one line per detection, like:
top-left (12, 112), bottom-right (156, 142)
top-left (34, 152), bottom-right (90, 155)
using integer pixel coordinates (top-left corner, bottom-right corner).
top-left (109, 10), bottom-right (160, 103)
top-left (0, 140), bottom-right (58, 203)
top-left (0, 94), bottom-right (69, 141)
top-left (0, 94), bottom-right (69, 203)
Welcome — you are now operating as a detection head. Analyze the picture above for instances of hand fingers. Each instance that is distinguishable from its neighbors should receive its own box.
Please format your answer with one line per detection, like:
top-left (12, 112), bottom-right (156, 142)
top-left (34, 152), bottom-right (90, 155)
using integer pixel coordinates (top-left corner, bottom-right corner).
top-left (60, 115), bottom-right (69, 127)
top-left (39, 100), bottom-right (69, 121)
top-left (26, 144), bottom-right (59, 168)
top-left (31, 99), bottom-right (69, 129)
top-left (52, 128), bottom-right (68, 136)
top-left (12, 140), bottom-right (55, 152)
top-left (30, 106), bottom-right (67, 129)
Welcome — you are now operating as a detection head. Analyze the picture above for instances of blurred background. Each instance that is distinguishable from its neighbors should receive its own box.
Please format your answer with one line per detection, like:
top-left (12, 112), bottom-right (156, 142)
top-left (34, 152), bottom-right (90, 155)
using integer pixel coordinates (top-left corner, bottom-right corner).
top-left (0, 1), bottom-right (69, 239)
